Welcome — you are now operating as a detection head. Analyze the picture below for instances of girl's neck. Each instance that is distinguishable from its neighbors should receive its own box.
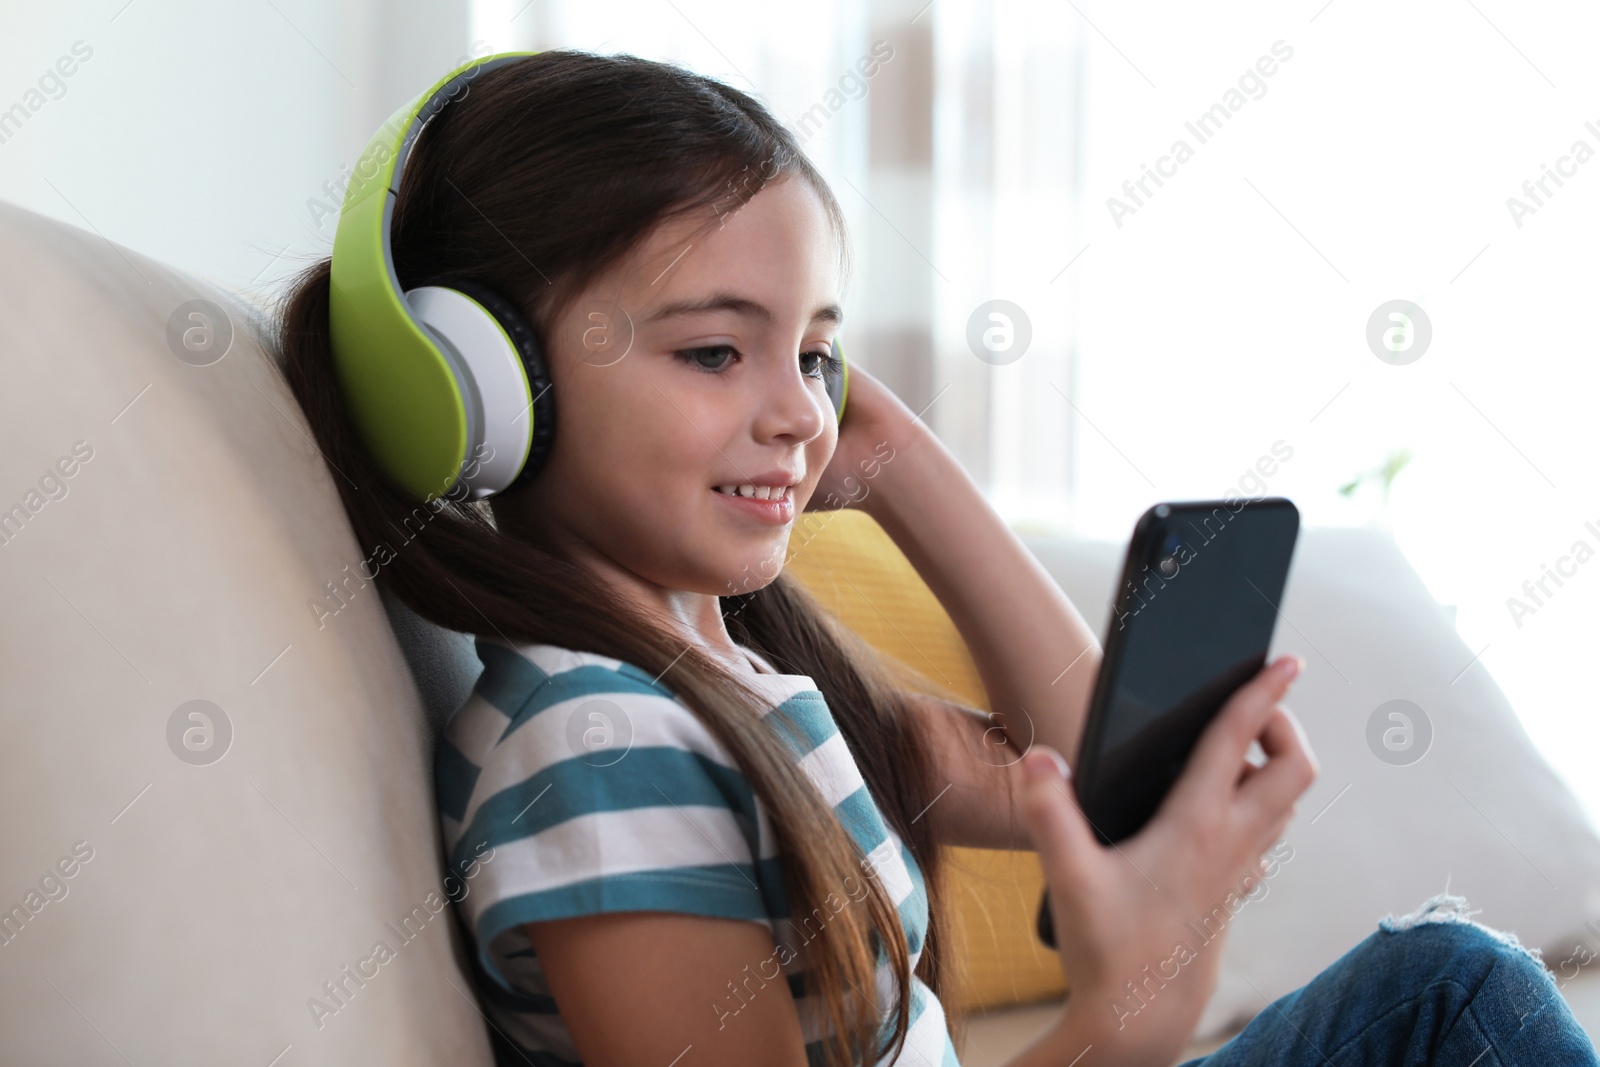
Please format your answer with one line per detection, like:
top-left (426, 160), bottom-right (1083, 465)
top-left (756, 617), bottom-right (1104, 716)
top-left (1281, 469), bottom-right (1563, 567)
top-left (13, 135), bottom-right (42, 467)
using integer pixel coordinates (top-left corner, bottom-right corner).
top-left (501, 504), bottom-right (755, 676)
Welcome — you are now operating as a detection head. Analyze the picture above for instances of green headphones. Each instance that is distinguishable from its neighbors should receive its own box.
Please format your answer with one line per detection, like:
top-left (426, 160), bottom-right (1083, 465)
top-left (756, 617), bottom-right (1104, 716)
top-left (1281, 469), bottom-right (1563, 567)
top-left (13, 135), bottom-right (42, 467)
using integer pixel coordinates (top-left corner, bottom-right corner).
top-left (327, 50), bottom-right (849, 503)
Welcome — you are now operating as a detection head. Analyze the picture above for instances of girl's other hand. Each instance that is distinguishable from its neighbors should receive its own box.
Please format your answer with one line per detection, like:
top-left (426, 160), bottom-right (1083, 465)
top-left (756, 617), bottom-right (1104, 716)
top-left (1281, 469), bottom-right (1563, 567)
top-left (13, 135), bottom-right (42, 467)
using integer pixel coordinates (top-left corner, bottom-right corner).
top-left (1019, 654), bottom-right (1317, 1066)
top-left (806, 362), bottom-right (921, 513)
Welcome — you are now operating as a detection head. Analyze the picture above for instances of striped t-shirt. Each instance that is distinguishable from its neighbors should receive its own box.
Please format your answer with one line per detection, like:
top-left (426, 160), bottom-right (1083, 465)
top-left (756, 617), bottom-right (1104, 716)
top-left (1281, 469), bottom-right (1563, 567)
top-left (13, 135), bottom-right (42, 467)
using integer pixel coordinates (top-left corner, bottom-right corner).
top-left (435, 635), bottom-right (960, 1066)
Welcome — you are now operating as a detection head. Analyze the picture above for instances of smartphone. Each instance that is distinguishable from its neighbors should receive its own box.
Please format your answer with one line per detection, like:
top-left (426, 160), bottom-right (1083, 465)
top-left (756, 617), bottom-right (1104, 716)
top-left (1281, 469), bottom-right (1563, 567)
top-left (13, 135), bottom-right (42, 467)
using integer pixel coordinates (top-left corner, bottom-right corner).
top-left (1036, 496), bottom-right (1300, 949)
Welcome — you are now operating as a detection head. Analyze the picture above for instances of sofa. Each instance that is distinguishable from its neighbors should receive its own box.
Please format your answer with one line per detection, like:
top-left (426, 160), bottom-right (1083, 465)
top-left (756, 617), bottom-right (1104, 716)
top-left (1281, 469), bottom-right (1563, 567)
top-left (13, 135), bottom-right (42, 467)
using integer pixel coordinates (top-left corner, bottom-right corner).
top-left (4, 198), bottom-right (1598, 1065)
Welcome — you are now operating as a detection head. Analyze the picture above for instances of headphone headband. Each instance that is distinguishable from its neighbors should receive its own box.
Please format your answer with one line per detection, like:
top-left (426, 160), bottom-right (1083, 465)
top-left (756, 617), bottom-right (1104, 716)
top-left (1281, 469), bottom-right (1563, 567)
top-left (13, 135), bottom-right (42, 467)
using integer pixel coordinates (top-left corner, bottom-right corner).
top-left (327, 50), bottom-right (847, 504)
top-left (329, 52), bottom-right (536, 502)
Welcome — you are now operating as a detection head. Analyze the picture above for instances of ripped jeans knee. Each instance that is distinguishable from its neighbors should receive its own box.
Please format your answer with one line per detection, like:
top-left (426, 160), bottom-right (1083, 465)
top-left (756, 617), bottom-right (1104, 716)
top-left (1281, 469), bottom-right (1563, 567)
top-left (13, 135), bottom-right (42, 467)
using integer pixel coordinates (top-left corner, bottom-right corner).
top-left (1378, 892), bottom-right (1548, 970)
top-left (1183, 894), bottom-right (1598, 1066)
top-left (1371, 892), bottom-right (1588, 1052)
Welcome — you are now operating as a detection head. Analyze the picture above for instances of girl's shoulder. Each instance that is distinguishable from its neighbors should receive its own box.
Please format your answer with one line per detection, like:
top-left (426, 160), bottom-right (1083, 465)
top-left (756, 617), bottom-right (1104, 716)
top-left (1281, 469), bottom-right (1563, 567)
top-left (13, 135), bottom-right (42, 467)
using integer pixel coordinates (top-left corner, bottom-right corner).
top-left (437, 635), bottom-right (839, 828)
top-left (445, 635), bottom-right (732, 760)
top-left (451, 635), bottom-right (826, 738)
top-left (434, 637), bottom-right (785, 996)
top-left (468, 634), bottom-right (670, 703)
top-left (436, 635), bottom-right (773, 865)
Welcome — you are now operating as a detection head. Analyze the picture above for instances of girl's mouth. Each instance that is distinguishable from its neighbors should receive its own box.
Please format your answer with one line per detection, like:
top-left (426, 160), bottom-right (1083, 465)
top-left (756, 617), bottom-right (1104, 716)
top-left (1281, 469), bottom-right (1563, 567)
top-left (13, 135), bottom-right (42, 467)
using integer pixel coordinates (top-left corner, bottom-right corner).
top-left (712, 483), bottom-right (795, 525)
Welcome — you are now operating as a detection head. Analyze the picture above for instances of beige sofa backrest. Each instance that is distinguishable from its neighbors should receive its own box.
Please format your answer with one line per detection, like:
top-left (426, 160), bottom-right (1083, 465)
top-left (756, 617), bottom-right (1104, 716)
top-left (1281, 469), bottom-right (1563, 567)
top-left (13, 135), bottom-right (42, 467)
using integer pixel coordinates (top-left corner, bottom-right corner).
top-left (0, 200), bottom-right (495, 1065)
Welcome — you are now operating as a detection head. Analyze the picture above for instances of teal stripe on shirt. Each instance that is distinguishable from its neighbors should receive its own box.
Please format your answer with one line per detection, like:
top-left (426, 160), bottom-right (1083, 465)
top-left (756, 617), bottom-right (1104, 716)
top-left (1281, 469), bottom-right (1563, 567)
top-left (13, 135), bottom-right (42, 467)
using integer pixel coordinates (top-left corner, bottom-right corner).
top-left (473, 865), bottom-right (769, 991)
top-left (834, 783), bottom-right (890, 854)
top-left (449, 746), bottom-right (760, 876)
top-left (435, 736), bottom-right (480, 823)
top-left (498, 664), bottom-right (675, 743)
top-left (765, 690), bottom-right (838, 758)
top-left (473, 638), bottom-right (553, 718)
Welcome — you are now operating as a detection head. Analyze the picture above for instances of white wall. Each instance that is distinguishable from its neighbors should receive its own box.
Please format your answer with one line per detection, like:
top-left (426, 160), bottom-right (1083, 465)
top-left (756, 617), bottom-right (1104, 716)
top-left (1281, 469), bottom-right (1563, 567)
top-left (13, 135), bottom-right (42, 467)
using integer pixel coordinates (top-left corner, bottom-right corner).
top-left (0, 0), bottom-right (472, 294)
top-left (1059, 2), bottom-right (1600, 824)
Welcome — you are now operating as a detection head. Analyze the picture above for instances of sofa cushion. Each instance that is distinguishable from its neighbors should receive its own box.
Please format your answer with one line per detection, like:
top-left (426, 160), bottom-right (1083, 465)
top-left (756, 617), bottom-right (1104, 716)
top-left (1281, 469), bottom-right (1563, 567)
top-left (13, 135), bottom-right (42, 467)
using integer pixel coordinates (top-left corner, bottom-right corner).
top-left (0, 200), bottom-right (494, 1065)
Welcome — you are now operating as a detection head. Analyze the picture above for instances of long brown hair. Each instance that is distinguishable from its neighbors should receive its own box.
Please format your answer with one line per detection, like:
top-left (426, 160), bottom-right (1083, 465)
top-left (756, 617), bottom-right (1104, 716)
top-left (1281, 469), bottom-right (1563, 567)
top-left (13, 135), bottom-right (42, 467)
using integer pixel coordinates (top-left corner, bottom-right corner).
top-left (269, 50), bottom-right (960, 1066)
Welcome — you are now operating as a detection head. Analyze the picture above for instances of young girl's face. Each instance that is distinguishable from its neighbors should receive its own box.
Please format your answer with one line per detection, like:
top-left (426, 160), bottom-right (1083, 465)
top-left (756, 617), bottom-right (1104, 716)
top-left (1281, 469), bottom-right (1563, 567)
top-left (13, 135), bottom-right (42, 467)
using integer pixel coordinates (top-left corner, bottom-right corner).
top-left (500, 176), bottom-right (842, 604)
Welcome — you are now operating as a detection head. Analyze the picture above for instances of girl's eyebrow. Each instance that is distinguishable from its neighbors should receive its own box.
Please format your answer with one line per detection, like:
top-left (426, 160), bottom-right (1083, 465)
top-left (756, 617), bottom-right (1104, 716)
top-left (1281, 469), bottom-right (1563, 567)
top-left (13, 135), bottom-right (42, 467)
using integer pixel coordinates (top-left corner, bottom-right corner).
top-left (643, 292), bottom-right (843, 329)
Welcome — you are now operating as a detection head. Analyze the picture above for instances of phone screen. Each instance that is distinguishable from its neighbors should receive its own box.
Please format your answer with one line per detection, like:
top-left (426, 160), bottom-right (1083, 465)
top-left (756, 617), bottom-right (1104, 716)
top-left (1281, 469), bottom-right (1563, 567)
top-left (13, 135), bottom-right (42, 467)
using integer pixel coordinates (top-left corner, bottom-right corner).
top-left (1074, 498), bottom-right (1300, 845)
top-left (1038, 497), bottom-right (1299, 949)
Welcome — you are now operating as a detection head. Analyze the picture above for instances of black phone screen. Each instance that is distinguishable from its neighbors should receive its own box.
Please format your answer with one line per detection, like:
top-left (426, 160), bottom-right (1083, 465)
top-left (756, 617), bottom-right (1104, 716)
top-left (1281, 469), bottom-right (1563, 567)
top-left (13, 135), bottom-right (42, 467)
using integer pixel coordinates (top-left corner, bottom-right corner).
top-left (1077, 497), bottom-right (1300, 844)
top-left (1036, 497), bottom-right (1299, 949)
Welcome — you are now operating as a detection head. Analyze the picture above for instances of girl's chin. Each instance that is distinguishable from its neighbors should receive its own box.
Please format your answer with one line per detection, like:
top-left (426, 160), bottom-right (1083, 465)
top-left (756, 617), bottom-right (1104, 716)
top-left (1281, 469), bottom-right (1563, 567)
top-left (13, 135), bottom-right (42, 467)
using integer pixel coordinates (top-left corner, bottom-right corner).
top-left (708, 544), bottom-right (790, 596)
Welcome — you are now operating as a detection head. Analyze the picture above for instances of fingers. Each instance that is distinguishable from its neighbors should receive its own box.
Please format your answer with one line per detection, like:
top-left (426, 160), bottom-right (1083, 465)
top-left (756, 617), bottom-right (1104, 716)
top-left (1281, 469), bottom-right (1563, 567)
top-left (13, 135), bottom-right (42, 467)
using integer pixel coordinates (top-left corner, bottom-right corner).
top-left (1238, 704), bottom-right (1317, 824)
top-left (1018, 745), bottom-right (1101, 886)
top-left (1171, 655), bottom-right (1303, 808)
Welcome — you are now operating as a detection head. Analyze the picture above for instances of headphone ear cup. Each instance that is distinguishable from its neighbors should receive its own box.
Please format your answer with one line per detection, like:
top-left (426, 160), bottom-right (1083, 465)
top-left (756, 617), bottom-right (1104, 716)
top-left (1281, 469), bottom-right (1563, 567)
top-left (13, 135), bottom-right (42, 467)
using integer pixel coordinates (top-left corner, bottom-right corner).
top-left (827, 338), bottom-right (848, 422)
top-left (433, 276), bottom-right (556, 489)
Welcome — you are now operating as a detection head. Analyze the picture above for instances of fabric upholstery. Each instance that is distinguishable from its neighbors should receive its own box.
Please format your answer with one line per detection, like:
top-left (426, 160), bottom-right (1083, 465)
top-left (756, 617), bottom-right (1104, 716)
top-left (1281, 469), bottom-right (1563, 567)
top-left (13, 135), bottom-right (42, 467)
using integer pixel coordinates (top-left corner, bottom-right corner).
top-left (0, 200), bottom-right (495, 1065)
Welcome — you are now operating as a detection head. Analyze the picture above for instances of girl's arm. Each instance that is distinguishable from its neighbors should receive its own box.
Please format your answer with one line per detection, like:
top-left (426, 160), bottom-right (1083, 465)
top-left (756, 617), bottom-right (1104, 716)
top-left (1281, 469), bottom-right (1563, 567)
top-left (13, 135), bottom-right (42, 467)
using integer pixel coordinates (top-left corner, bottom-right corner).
top-left (524, 912), bottom-right (1112, 1066)
top-left (524, 913), bottom-right (813, 1066)
top-left (812, 365), bottom-right (1102, 847)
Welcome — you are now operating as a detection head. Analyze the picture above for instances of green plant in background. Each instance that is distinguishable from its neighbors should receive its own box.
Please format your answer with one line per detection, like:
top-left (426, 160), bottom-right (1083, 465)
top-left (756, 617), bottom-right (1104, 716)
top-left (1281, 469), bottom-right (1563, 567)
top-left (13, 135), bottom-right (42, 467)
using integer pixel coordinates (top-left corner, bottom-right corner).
top-left (1339, 447), bottom-right (1413, 511)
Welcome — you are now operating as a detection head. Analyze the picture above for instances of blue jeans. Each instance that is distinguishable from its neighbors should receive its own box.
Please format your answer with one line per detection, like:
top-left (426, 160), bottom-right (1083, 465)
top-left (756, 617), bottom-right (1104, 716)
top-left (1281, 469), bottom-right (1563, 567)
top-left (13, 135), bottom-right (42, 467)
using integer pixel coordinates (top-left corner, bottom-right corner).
top-left (1181, 896), bottom-right (1598, 1066)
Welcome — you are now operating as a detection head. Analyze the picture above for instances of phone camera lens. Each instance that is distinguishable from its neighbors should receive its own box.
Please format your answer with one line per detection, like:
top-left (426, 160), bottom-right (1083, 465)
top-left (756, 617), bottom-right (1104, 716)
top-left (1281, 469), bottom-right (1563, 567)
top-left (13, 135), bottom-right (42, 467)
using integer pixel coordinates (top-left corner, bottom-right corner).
top-left (1154, 531), bottom-right (1183, 577)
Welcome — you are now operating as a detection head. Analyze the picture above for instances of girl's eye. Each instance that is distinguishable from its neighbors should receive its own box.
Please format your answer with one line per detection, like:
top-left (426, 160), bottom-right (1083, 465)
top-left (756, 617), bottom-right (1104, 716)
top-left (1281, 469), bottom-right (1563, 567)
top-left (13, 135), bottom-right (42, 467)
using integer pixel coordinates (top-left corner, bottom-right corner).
top-left (801, 347), bottom-right (843, 380)
top-left (675, 345), bottom-right (842, 379)
top-left (676, 345), bottom-right (737, 373)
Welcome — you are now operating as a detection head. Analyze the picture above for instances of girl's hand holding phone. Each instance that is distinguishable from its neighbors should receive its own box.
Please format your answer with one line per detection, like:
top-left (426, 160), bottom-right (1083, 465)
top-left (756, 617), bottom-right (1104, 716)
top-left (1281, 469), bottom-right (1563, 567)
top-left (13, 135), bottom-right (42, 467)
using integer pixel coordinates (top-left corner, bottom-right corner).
top-left (1017, 654), bottom-right (1317, 1067)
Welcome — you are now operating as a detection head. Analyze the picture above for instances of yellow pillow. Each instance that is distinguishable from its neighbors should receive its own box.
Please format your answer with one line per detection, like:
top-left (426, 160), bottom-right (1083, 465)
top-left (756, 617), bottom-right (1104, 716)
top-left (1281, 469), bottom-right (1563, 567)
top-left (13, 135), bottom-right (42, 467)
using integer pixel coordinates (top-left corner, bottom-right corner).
top-left (783, 509), bottom-right (1069, 1012)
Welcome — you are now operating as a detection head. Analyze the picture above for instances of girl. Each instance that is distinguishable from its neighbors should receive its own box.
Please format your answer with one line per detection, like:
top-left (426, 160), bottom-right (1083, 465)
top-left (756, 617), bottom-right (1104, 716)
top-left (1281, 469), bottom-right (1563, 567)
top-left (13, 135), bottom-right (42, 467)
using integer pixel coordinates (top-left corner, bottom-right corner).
top-left (275, 50), bottom-right (1597, 1067)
